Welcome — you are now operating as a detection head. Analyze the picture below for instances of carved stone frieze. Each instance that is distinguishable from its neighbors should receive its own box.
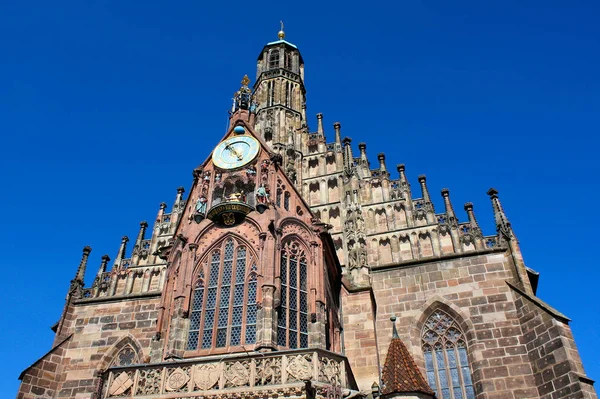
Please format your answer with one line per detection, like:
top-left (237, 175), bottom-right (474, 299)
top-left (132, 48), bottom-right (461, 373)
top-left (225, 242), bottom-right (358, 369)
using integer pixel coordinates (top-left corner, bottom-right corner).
top-left (286, 354), bottom-right (313, 381)
top-left (165, 367), bottom-right (190, 392)
top-left (194, 363), bottom-right (220, 390)
top-left (224, 361), bottom-right (250, 387)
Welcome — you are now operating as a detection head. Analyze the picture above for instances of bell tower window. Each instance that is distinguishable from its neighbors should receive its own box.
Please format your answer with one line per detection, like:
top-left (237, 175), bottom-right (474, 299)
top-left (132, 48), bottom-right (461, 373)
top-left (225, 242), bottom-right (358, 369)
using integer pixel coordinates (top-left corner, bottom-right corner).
top-left (277, 241), bottom-right (309, 348)
top-left (422, 310), bottom-right (475, 399)
top-left (187, 237), bottom-right (258, 352)
top-left (269, 50), bottom-right (280, 69)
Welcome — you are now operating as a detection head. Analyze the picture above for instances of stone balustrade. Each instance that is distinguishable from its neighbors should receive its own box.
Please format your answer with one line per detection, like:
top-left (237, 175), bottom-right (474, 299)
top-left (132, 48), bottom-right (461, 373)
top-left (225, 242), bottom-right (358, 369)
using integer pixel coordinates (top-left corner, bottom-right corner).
top-left (102, 349), bottom-right (357, 398)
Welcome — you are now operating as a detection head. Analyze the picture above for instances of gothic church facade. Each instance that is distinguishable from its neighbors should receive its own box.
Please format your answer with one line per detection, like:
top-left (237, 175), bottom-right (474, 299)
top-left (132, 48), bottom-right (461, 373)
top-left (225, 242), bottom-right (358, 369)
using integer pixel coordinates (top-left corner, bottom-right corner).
top-left (18, 31), bottom-right (597, 399)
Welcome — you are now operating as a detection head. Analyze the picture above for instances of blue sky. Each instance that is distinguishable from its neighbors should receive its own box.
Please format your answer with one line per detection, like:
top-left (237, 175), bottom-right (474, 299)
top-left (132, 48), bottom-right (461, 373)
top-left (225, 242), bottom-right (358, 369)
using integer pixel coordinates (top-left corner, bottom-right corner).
top-left (1, 0), bottom-right (599, 396)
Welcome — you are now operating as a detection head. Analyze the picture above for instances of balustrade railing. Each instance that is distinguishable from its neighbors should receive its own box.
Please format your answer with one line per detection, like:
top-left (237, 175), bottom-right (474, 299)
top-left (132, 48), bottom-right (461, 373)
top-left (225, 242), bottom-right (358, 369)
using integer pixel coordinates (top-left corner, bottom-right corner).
top-left (102, 349), bottom-right (356, 398)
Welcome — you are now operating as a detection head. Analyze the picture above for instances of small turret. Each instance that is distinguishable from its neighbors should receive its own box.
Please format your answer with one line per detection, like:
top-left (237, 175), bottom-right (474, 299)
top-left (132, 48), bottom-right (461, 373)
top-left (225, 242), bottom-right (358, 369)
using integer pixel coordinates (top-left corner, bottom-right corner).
top-left (381, 316), bottom-right (435, 398)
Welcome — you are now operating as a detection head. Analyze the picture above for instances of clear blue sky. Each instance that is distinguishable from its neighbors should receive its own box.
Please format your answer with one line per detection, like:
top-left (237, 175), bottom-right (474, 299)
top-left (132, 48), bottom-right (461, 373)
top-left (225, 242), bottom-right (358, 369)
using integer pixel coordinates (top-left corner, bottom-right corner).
top-left (2, 0), bottom-right (599, 396)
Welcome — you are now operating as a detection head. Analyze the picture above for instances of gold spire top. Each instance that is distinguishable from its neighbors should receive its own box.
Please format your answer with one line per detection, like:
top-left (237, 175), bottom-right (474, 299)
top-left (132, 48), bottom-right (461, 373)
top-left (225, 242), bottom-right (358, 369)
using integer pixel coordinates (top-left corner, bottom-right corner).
top-left (241, 75), bottom-right (250, 87)
top-left (278, 20), bottom-right (285, 39)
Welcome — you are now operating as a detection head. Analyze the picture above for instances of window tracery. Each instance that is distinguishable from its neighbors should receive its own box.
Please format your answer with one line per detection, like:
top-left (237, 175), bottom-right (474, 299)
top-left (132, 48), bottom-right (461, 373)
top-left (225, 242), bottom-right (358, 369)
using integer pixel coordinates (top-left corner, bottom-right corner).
top-left (110, 345), bottom-right (139, 367)
top-left (422, 310), bottom-right (475, 399)
top-left (277, 241), bottom-right (309, 349)
top-left (187, 237), bottom-right (258, 352)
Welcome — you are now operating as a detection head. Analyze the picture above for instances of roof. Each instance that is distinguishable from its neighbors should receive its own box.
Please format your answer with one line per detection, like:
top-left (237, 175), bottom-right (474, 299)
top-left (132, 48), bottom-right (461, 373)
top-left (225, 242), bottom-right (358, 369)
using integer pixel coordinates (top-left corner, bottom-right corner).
top-left (266, 39), bottom-right (297, 48)
top-left (381, 336), bottom-right (435, 397)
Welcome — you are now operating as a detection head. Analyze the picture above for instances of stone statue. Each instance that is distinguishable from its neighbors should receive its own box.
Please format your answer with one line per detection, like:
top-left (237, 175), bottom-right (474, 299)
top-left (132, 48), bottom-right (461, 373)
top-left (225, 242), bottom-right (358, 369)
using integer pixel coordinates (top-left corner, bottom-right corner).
top-left (256, 184), bottom-right (270, 204)
top-left (195, 196), bottom-right (207, 214)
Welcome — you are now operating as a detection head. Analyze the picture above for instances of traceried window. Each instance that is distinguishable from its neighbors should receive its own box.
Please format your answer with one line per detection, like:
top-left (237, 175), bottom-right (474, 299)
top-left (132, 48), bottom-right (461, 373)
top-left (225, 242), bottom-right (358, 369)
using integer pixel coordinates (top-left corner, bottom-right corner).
top-left (187, 238), bottom-right (258, 351)
top-left (110, 346), bottom-right (138, 367)
top-left (422, 310), bottom-right (475, 399)
top-left (277, 241), bottom-right (309, 348)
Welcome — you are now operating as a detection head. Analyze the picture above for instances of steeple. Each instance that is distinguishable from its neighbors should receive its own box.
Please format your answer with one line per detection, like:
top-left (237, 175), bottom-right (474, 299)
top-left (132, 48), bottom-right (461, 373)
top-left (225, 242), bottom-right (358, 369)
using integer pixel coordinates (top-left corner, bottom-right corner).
top-left (381, 316), bottom-right (435, 398)
top-left (253, 25), bottom-right (306, 151)
top-left (487, 188), bottom-right (512, 238)
top-left (69, 246), bottom-right (91, 298)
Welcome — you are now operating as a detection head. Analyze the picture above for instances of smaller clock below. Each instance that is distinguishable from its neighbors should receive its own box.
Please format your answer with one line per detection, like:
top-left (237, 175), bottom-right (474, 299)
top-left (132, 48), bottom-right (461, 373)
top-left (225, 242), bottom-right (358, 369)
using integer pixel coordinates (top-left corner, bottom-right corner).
top-left (212, 136), bottom-right (260, 170)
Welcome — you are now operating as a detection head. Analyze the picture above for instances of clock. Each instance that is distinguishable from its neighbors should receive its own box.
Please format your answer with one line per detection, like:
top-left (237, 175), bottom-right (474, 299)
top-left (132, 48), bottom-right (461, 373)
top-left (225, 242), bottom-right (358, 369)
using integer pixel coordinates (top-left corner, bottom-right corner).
top-left (212, 135), bottom-right (260, 170)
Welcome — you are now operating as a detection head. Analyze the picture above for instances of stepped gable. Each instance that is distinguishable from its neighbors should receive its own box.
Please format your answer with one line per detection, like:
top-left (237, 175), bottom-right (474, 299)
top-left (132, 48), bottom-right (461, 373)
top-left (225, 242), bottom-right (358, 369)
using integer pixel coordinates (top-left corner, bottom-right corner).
top-left (381, 317), bottom-right (435, 398)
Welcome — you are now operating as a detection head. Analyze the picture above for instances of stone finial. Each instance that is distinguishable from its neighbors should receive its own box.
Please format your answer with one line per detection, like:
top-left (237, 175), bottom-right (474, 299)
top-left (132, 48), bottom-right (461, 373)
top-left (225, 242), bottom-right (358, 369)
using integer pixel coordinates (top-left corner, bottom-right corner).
top-left (358, 142), bottom-right (367, 161)
top-left (377, 153), bottom-right (387, 173)
top-left (97, 254), bottom-right (110, 277)
top-left (177, 186), bottom-right (185, 194)
top-left (342, 137), bottom-right (352, 145)
top-left (75, 246), bottom-right (92, 282)
top-left (390, 315), bottom-right (399, 338)
top-left (159, 202), bottom-right (167, 210)
top-left (418, 174), bottom-right (431, 202)
top-left (333, 122), bottom-right (341, 145)
top-left (135, 221), bottom-right (149, 248)
top-left (464, 202), bottom-right (480, 229)
top-left (487, 188), bottom-right (512, 237)
top-left (316, 113), bottom-right (324, 135)
top-left (113, 236), bottom-right (129, 268)
top-left (441, 188), bottom-right (455, 219)
top-left (397, 164), bottom-right (407, 182)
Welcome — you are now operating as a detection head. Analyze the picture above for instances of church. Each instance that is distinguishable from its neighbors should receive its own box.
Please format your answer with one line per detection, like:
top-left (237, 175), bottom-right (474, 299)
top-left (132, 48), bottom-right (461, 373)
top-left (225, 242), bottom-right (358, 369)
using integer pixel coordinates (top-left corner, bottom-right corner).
top-left (18, 28), bottom-right (597, 399)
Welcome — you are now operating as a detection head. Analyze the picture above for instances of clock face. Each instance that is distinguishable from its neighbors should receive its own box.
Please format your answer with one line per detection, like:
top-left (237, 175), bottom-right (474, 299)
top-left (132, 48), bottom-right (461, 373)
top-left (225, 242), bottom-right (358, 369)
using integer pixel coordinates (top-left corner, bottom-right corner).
top-left (212, 135), bottom-right (260, 170)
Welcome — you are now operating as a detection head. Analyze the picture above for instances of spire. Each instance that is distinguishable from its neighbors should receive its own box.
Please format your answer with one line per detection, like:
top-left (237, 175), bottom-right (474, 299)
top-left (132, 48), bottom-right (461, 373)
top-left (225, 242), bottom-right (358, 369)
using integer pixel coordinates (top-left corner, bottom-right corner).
top-left (418, 175), bottom-right (431, 203)
top-left (397, 164), bottom-right (407, 184)
top-left (358, 142), bottom-right (368, 163)
top-left (96, 254), bottom-right (110, 278)
top-left (343, 137), bottom-right (354, 172)
top-left (334, 122), bottom-right (342, 147)
top-left (74, 246), bottom-right (92, 283)
top-left (377, 153), bottom-right (387, 173)
top-left (316, 113), bottom-right (324, 135)
top-left (157, 202), bottom-right (167, 222)
top-left (278, 20), bottom-right (285, 40)
top-left (464, 202), bottom-right (480, 229)
top-left (135, 221), bottom-right (148, 247)
top-left (487, 188), bottom-right (512, 238)
top-left (113, 236), bottom-right (129, 269)
top-left (441, 188), bottom-right (456, 220)
top-left (381, 316), bottom-right (435, 397)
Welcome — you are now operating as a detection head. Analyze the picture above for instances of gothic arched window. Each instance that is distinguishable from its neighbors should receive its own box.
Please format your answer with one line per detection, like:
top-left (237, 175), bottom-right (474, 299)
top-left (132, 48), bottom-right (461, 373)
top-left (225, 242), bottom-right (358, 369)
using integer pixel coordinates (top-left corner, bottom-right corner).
top-left (269, 50), bottom-right (280, 69)
top-left (277, 241), bottom-right (309, 349)
top-left (110, 345), bottom-right (139, 367)
top-left (187, 237), bottom-right (258, 352)
top-left (422, 310), bottom-right (475, 399)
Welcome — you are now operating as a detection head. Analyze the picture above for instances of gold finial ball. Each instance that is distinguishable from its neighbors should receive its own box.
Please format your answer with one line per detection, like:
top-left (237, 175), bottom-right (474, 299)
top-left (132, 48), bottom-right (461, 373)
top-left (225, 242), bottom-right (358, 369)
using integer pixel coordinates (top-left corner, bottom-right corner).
top-left (278, 30), bottom-right (285, 39)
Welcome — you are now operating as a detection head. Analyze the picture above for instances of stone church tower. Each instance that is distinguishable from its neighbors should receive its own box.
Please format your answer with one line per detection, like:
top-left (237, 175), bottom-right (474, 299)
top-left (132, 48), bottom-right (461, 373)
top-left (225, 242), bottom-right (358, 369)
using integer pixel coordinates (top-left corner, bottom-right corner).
top-left (18, 29), bottom-right (597, 399)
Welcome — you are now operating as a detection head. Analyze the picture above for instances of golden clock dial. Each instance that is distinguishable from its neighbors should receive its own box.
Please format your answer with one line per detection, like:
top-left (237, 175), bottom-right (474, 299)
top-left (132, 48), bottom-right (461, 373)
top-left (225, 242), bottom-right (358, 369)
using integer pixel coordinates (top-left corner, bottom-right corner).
top-left (212, 135), bottom-right (260, 170)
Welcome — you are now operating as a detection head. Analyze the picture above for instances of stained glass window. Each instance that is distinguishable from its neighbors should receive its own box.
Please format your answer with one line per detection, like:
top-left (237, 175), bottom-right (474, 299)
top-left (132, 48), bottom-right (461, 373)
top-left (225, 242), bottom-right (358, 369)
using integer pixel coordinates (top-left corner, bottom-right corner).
top-left (278, 241), bottom-right (309, 348)
top-left (187, 238), bottom-right (259, 351)
top-left (422, 310), bottom-right (475, 399)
